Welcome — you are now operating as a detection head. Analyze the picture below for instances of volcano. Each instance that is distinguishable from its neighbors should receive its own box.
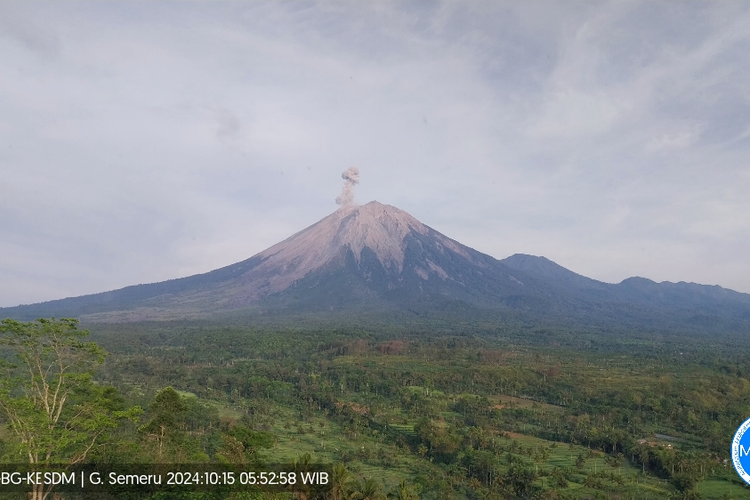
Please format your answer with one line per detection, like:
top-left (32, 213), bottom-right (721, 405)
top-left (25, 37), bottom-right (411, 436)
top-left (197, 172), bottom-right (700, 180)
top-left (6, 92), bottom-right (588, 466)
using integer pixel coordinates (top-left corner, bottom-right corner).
top-left (3, 201), bottom-right (750, 332)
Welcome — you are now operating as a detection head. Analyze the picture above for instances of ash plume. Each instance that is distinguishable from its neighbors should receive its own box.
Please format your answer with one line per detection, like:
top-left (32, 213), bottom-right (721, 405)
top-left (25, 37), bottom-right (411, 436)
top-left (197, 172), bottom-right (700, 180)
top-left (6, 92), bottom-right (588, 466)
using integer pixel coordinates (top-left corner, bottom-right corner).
top-left (335, 167), bottom-right (360, 206)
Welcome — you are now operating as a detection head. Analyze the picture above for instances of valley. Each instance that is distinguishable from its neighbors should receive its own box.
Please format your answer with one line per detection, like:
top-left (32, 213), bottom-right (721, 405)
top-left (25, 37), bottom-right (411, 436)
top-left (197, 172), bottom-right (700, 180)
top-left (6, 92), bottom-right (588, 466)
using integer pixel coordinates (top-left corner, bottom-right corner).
top-left (46, 319), bottom-right (747, 499)
top-left (2, 203), bottom-right (749, 499)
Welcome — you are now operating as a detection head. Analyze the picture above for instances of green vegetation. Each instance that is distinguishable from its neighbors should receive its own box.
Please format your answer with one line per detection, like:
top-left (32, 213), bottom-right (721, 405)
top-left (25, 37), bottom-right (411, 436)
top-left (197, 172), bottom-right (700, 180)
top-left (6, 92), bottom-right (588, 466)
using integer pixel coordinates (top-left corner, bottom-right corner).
top-left (0, 319), bottom-right (141, 500)
top-left (2, 318), bottom-right (750, 499)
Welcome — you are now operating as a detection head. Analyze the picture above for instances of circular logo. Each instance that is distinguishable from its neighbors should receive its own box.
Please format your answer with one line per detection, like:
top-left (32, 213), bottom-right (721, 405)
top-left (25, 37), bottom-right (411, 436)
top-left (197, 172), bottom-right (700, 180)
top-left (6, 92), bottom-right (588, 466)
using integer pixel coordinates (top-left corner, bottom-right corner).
top-left (732, 417), bottom-right (750, 485)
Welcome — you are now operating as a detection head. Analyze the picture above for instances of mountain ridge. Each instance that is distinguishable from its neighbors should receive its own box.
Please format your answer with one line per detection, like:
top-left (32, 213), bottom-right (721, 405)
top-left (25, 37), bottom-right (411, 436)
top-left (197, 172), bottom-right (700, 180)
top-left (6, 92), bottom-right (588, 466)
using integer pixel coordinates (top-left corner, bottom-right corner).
top-left (2, 201), bottom-right (749, 332)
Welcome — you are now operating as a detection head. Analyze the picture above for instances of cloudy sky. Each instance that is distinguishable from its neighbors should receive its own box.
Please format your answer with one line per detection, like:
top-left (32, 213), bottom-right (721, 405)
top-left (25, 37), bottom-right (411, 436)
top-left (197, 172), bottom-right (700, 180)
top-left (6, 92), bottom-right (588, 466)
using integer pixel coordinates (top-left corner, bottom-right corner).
top-left (1, 1), bottom-right (749, 307)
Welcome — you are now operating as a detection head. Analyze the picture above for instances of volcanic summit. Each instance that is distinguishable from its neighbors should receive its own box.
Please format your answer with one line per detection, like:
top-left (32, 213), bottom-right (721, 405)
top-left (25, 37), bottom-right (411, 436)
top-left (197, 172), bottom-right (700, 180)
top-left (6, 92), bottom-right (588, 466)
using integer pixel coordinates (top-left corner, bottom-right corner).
top-left (2, 201), bottom-right (750, 332)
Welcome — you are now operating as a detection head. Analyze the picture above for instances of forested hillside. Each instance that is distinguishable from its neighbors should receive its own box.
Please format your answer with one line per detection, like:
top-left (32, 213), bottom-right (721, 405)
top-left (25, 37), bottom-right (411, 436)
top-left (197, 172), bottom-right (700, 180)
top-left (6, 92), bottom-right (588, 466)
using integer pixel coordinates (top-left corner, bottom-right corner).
top-left (2, 319), bottom-right (745, 499)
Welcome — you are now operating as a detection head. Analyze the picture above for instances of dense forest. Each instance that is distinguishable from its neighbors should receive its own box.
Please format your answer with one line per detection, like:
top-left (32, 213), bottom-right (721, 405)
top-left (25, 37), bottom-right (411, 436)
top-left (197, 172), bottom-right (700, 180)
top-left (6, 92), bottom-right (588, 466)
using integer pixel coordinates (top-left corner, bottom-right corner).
top-left (2, 318), bottom-right (750, 499)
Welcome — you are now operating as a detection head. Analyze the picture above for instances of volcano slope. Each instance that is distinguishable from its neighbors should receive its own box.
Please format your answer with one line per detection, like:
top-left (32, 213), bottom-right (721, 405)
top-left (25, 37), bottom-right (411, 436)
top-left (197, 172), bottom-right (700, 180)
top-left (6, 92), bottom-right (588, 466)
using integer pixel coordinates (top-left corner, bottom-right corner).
top-left (3, 201), bottom-right (750, 334)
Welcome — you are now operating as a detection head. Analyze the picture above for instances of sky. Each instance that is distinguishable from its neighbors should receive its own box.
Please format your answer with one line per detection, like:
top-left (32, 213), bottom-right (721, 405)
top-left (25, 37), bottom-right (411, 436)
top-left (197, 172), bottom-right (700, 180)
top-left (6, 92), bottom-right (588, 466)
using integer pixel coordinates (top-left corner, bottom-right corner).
top-left (1, 1), bottom-right (749, 307)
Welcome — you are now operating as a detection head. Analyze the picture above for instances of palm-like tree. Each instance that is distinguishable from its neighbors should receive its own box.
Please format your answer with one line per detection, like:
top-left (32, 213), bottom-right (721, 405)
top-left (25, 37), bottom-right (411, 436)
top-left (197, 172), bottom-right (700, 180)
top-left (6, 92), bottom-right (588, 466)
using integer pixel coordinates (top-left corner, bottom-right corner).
top-left (348, 477), bottom-right (385, 500)
top-left (292, 453), bottom-right (313, 500)
top-left (330, 463), bottom-right (352, 500)
top-left (387, 479), bottom-right (419, 500)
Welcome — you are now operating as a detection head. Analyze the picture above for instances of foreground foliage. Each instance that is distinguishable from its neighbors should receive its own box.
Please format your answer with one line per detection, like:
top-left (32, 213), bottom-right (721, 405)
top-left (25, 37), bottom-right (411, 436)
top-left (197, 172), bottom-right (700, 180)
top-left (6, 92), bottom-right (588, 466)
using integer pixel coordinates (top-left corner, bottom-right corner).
top-left (3, 318), bottom-right (750, 499)
top-left (0, 318), bottom-right (141, 500)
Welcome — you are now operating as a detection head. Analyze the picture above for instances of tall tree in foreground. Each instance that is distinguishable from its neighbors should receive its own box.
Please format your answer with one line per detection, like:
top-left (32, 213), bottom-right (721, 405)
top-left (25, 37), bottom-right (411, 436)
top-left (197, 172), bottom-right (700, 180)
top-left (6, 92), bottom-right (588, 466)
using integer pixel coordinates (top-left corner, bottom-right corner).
top-left (0, 318), bottom-right (141, 500)
top-left (138, 386), bottom-right (187, 460)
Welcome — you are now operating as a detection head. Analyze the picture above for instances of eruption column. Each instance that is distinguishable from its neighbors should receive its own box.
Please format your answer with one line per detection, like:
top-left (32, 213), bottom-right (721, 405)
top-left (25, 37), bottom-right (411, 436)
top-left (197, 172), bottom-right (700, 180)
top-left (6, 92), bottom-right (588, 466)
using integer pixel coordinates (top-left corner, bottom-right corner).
top-left (335, 167), bottom-right (360, 206)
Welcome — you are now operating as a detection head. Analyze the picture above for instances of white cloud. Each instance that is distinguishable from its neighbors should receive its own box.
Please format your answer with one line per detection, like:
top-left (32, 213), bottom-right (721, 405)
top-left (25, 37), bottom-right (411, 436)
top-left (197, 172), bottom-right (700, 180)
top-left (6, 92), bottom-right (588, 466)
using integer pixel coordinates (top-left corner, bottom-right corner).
top-left (1, 1), bottom-right (750, 306)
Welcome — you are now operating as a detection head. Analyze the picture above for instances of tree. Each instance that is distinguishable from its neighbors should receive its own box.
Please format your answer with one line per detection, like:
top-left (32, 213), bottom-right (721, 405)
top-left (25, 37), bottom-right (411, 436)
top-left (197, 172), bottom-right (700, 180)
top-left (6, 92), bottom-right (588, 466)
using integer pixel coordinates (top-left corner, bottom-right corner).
top-left (387, 479), bottom-right (419, 500)
top-left (550, 467), bottom-right (568, 489)
top-left (330, 462), bottom-right (352, 500)
top-left (0, 318), bottom-right (141, 500)
top-left (350, 477), bottom-right (385, 500)
top-left (505, 465), bottom-right (538, 497)
top-left (138, 386), bottom-right (187, 459)
top-left (671, 473), bottom-right (699, 494)
top-left (216, 424), bottom-right (273, 465)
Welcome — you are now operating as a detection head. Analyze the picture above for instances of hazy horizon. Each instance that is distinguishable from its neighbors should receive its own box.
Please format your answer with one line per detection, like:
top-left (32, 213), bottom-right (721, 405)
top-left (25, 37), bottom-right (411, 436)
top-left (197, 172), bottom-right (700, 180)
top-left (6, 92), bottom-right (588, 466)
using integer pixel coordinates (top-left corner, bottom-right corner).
top-left (2, 1), bottom-right (749, 307)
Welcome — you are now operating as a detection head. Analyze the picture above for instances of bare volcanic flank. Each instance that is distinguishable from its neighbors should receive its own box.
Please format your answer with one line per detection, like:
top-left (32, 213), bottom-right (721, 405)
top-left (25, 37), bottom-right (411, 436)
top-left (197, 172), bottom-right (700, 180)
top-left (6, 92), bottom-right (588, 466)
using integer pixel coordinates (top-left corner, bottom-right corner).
top-left (215, 200), bottom-right (503, 311)
top-left (1, 201), bottom-right (509, 320)
top-left (3, 200), bottom-right (750, 331)
top-left (243, 201), bottom-right (477, 299)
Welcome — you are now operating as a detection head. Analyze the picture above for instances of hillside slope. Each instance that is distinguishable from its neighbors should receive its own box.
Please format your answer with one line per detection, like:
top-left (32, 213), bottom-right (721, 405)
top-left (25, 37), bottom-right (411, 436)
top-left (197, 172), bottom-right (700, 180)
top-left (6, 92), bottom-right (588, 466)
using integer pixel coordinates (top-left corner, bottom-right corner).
top-left (2, 201), bottom-right (749, 332)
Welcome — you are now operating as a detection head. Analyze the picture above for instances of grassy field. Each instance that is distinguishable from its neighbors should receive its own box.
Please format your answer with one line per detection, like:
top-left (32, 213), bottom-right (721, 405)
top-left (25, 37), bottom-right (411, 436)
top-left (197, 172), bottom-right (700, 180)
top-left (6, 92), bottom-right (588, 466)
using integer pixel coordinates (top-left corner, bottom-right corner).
top-left (83, 324), bottom-right (750, 499)
top-left (193, 393), bottom-right (750, 499)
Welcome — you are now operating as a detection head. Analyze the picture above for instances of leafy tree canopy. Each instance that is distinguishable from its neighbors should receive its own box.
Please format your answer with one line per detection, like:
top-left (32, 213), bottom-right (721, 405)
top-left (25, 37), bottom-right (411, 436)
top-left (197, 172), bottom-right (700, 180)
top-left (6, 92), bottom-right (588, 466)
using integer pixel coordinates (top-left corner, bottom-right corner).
top-left (0, 318), bottom-right (141, 499)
